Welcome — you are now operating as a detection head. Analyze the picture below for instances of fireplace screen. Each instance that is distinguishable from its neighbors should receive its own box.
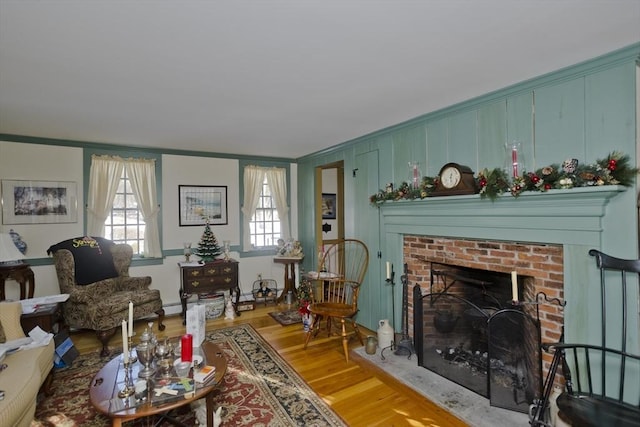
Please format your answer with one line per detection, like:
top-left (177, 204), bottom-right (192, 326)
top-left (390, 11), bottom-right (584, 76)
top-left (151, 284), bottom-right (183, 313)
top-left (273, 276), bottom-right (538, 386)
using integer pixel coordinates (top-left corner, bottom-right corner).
top-left (414, 263), bottom-right (542, 413)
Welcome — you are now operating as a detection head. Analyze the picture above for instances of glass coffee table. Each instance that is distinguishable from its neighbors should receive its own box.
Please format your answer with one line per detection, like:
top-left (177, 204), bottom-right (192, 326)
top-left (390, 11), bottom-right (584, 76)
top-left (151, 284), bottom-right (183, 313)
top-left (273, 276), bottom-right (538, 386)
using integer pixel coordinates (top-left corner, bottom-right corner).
top-left (90, 341), bottom-right (227, 427)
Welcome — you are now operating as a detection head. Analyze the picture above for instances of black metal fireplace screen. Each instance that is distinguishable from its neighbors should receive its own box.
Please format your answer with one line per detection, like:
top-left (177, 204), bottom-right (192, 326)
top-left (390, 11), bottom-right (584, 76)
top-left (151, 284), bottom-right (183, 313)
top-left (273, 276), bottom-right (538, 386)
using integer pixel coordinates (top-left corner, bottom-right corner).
top-left (413, 263), bottom-right (542, 413)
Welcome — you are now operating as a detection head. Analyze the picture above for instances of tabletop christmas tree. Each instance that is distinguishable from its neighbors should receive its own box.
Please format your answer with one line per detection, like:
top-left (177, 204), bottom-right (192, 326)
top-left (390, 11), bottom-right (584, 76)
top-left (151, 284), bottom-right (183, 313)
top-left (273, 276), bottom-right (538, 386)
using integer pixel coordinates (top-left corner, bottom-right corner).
top-left (196, 219), bottom-right (222, 262)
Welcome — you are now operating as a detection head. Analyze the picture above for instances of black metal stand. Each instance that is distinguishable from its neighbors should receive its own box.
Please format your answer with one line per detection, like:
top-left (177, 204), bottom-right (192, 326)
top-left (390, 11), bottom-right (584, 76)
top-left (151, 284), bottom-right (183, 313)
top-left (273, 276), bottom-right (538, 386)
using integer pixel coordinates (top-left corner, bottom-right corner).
top-left (394, 263), bottom-right (414, 358)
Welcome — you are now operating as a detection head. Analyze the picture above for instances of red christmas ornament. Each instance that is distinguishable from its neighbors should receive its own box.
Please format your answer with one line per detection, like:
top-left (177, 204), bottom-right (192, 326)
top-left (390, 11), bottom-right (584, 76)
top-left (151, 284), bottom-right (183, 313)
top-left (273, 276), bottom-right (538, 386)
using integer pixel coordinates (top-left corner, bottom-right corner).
top-left (544, 183), bottom-right (552, 190)
top-left (531, 175), bottom-right (540, 184)
top-left (608, 159), bottom-right (617, 171)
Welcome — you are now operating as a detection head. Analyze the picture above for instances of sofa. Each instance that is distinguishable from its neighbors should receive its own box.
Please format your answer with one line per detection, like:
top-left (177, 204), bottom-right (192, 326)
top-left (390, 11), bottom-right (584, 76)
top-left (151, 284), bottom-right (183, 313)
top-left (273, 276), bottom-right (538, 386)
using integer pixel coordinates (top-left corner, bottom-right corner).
top-left (0, 301), bottom-right (55, 427)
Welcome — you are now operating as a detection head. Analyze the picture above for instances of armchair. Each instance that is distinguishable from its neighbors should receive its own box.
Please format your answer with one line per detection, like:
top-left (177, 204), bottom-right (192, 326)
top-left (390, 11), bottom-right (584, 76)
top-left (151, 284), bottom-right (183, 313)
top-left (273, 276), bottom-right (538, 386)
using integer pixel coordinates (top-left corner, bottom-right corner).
top-left (49, 237), bottom-right (165, 356)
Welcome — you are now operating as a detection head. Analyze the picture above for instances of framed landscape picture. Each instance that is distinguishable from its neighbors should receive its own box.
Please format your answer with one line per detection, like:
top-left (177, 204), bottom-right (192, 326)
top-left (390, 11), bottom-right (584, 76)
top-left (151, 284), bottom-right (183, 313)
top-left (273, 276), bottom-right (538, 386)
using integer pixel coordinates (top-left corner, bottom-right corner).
top-left (321, 193), bottom-right (337, 219)
top-left (179, 185), bottom-right (228, 226)
top-left (1, 180), bottom-right (78, 224)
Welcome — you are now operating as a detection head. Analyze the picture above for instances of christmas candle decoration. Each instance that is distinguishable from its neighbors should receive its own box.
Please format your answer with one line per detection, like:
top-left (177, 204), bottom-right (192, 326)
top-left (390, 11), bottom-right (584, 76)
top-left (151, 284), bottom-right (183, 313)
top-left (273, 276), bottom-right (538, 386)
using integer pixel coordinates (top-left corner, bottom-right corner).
top-left (511, 146), bottom-right (518, 177)
top-left (511, 271), bottom-right (518, 302)
top-left (128, 301), bottom-right (134, 337)
top-left (181, 334), bottom-right (193, 362)
top-left (122, 320), bottom-right (129, 363)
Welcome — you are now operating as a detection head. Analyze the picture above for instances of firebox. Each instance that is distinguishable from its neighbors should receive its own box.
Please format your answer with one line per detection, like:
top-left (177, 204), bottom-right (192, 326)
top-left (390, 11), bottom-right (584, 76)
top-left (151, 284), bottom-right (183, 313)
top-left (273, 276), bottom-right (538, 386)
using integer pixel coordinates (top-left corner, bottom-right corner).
top-left (413, 262), bottom-right (542, 413)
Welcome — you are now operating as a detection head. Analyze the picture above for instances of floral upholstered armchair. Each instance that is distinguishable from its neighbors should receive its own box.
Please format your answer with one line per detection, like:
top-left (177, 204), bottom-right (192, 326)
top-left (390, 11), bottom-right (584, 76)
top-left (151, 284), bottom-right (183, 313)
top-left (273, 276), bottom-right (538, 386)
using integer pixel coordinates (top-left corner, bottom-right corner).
top-left (49, 237), bottom-right (165, 356)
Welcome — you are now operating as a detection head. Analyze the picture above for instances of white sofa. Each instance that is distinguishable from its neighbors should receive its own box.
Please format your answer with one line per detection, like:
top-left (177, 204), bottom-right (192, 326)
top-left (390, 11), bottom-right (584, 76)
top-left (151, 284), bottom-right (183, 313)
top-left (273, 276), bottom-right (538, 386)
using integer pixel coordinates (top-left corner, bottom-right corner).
top-left (0, 301), bottom-right (55, 427)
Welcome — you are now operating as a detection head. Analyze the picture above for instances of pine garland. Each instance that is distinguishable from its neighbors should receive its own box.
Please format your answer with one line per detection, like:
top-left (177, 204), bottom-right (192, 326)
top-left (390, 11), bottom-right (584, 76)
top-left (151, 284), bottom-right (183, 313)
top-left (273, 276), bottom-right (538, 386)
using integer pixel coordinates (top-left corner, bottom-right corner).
top-left (370, 151), bottom-right (638, 204)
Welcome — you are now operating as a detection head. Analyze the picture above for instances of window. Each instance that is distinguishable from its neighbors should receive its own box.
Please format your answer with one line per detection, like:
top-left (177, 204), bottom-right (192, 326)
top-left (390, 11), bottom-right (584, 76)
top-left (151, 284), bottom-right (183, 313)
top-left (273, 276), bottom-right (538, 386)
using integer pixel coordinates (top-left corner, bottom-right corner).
top-left (104, 168), bottom-right (146, 254)
top-left (86, 153), bottom-right (162, 258)
top-left (241, 163), bottom-right (290, 253)
top-left (249, 176), bottom-right (281, 248)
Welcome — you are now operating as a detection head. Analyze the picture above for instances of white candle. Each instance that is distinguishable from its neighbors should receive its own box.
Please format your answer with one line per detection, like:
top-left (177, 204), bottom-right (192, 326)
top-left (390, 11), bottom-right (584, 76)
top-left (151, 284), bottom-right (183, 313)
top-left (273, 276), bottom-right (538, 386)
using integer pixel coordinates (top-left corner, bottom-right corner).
top-left (511, 271), bottom-right (518, 302)
top-left (386, 262), bottom-right (391, 280)
top-left (122, 320), bottom-right (129, 363)
top-left (128, 301), bottom-right (134, 337)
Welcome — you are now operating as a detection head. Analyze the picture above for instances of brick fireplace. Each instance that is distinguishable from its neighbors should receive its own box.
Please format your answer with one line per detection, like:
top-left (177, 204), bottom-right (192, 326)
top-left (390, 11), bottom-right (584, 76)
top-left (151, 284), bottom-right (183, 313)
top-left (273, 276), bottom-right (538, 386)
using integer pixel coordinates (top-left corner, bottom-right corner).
top-left (378, 186), bottom-right (627, 410)
top-left (404, 236), bottom-right (564, 374)
top-left (404, 235), bottom-right (564, 411)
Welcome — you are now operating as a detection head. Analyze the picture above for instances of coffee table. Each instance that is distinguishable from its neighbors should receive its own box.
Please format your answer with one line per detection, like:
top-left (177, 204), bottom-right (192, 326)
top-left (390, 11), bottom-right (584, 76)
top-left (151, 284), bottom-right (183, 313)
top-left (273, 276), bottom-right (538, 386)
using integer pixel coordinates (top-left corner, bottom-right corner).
top-left (90, 341), bottom-right (227, 427)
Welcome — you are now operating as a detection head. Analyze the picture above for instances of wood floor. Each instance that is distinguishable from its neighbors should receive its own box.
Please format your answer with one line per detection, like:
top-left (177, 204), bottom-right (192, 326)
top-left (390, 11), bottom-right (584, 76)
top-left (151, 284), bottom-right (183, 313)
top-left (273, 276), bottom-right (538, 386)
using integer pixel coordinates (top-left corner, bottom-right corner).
top-left (68, 305), bottom-right (467, 427)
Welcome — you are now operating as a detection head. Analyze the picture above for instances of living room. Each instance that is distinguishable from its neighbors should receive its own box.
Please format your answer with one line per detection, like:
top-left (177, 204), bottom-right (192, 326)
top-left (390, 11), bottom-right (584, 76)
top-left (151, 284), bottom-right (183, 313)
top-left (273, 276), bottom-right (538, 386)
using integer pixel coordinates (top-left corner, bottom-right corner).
top-left (1, 2), bottom-right (639, 426)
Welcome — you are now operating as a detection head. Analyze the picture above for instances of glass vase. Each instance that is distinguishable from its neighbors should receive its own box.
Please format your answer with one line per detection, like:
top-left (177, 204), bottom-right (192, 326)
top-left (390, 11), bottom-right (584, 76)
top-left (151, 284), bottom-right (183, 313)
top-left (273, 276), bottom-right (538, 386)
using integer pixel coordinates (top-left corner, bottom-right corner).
top-left (504, 142), bottom-right (525, 179)
top-left (408, 162), bottom-right (421, 189)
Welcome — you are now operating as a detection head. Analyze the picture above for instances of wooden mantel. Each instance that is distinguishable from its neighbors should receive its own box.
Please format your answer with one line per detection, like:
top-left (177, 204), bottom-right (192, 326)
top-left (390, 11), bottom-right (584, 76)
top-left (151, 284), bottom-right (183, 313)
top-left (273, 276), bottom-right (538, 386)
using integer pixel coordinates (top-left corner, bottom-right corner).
top-left (380, 186), bottom-right (626, 247)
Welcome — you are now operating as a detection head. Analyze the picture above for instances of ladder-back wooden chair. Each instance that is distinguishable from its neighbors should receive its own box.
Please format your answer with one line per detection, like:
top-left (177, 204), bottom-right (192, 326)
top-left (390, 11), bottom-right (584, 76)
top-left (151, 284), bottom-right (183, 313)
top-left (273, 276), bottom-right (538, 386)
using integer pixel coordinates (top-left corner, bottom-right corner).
top-left (530, 249), bottom-right (640, 427)
top-left (303, 239), bottom-right (369, 362)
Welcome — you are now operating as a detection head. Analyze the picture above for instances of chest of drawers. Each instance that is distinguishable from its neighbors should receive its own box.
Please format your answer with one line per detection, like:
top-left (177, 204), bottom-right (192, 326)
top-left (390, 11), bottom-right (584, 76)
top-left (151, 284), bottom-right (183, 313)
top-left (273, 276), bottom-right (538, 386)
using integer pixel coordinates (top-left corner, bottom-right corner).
top-left (179, 259), bottom-right (240, 320)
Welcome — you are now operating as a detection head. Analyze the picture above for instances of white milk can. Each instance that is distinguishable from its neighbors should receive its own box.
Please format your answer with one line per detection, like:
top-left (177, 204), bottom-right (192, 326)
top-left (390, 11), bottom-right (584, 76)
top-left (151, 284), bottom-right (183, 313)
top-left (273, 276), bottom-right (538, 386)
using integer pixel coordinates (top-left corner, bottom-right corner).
top-left (377, 319), bottom-right (394, 350)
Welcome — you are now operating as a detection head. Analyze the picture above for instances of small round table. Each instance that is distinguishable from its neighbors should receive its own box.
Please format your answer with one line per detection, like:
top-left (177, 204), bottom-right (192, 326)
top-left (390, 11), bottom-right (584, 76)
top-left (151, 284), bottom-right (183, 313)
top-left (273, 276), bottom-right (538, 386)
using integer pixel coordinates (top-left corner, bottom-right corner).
top-left (0, 262), bottom-right (34, 300)
top-left (273, 256), bottom-right (303, 303)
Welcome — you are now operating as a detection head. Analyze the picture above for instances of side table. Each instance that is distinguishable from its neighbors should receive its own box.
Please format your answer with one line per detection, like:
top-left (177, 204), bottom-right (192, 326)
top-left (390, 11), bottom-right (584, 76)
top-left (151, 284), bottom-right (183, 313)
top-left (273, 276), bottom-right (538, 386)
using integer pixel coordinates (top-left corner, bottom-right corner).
top-left (0, 263), bottom-right (35, 300)
top-left (20, 302), bottom-right (65, 334)
top-left (273, 256), bottom-right (303, 303)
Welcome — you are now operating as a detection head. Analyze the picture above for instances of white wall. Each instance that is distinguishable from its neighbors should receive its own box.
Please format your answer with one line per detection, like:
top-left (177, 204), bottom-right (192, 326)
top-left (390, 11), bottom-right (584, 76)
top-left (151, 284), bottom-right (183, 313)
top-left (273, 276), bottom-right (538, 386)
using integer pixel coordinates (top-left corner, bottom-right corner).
top-left (0, 140), bottom-right (299, 311)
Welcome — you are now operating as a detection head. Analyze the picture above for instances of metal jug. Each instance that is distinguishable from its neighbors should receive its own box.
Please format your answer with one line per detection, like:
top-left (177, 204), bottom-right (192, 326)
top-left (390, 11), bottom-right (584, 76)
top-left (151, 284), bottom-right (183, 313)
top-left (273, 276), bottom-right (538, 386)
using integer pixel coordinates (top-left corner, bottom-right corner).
top-left (365, 336), bottom-right (377, 354)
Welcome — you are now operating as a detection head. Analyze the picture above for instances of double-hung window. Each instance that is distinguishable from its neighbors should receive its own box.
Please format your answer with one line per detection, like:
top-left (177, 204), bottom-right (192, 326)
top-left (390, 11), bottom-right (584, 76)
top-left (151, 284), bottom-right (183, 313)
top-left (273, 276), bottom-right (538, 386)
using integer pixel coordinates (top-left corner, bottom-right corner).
top-left (86, 154), bottom-right (162, 257)
top-left (242, 164), bottom-right (290, 252)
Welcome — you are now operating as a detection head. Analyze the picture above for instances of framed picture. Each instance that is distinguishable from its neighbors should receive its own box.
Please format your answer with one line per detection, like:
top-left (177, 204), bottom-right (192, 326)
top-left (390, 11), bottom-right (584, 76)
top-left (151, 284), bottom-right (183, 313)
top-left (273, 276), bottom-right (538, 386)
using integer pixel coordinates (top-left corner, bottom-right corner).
top-left (179, 185), bottom-right (228, 226)
top-left (321, 193), bottom-right (337, 219)
top-left (1, 180), bottom-right (78, 224)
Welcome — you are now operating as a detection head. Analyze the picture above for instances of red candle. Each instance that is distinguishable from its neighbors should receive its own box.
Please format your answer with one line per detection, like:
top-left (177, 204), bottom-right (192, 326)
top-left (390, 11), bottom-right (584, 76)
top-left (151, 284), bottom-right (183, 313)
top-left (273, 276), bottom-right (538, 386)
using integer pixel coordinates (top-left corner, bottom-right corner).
top-left (181, 334), bottom-right (193, 362)
top-left (512, 147), bottom-right (518, 177)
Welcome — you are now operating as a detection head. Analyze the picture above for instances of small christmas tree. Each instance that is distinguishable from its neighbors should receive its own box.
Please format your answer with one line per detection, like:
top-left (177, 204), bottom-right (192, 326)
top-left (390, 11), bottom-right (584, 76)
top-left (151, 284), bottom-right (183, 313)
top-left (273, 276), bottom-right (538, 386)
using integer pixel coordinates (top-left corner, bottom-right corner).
top-left (196, 220), bottom-right (222, 262)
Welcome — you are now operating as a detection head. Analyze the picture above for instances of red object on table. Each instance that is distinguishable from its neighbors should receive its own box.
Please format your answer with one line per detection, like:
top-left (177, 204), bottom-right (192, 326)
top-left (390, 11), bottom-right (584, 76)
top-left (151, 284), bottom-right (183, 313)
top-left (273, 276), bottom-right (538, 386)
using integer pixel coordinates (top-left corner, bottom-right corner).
top-left (181, 334), bottom-right (193, 362)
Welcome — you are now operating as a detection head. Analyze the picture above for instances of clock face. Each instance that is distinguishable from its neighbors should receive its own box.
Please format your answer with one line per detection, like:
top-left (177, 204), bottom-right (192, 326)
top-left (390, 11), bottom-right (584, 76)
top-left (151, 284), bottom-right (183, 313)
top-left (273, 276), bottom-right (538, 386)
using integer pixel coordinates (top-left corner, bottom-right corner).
top-left (441, 166), bottom-right (462, 189)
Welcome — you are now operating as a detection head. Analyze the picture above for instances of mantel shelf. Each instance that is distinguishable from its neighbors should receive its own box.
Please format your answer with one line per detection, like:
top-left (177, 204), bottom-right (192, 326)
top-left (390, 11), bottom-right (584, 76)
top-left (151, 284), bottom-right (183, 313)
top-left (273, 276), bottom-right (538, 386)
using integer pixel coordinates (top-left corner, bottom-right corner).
top-left (380, 185), bottom-right (626, 247)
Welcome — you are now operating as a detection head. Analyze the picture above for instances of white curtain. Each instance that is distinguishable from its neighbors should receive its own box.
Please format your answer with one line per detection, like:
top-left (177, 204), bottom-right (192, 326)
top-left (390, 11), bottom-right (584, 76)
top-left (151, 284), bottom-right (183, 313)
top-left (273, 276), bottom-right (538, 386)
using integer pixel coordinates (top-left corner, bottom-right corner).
top-left (241, 166), bottom-right (266, 251)
top-left (265, 167), bottom-right (290, 241)
top-left (86, 155), bottom-right (123, 236)
top-left (126, 158), bottom-right (162, 257)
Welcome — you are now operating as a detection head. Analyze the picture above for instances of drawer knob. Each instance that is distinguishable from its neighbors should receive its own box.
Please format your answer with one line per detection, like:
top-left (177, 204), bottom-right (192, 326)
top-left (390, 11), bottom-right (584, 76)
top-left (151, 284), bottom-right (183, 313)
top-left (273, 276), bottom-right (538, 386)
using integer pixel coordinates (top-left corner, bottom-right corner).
top-left (192, 281), bottom-right (200, 287)
top-left (223, 267), bottom-right (232, 273)
top-left (224, 277), bottom-right (231, 283)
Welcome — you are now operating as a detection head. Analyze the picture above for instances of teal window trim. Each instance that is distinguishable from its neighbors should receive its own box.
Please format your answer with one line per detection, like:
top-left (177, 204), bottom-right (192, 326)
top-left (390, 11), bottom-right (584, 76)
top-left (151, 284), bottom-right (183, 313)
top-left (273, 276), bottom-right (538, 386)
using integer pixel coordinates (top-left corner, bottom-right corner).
top-left (238, 159), bottom-right (291, 258)
top-left (83, 147), bottom-right (163, 266)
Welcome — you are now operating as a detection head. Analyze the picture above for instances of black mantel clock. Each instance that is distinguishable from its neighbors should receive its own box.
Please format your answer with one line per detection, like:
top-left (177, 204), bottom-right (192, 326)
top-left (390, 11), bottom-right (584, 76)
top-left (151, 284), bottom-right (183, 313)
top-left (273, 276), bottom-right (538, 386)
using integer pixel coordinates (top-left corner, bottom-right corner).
top-left (431, 162), bottom-right (478, 196)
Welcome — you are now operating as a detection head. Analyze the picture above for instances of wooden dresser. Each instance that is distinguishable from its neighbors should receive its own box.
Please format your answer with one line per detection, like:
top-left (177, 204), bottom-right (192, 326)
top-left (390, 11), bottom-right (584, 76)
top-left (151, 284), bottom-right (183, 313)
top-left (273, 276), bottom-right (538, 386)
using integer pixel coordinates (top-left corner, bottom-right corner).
top-left (178, 259), bottom-right (240, 320)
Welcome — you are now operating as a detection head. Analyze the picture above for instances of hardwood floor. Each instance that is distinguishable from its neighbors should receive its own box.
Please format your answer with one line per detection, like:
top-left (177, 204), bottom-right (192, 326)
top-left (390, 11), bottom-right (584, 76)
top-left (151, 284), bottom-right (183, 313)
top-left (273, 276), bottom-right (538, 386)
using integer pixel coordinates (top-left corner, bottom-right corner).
top-left (68, 305), bottom-right (468, 427)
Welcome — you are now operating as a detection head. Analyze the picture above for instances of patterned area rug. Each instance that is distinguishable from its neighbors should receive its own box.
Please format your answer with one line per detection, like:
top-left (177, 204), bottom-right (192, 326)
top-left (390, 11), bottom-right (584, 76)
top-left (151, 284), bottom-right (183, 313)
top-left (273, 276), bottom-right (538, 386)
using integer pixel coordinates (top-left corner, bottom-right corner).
top-left (268, 309), bottom-right (302, 326)
top-left (35, 324), bottom-right (346, 426)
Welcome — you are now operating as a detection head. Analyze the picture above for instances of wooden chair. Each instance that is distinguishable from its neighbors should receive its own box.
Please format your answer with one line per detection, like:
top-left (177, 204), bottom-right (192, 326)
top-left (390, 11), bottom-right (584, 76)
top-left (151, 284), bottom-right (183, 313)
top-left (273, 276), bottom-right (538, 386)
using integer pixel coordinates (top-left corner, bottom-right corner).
top-left (530, 249), bottom-right (640, 427)
top-left (303, 239), bottom-right (369, 362)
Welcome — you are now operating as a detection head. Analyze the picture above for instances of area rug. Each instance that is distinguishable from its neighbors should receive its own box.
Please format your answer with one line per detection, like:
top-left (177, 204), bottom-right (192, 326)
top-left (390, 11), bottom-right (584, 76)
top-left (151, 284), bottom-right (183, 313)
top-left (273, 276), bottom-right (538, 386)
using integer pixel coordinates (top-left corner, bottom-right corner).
top-left (268, 309), bottom-right (302, 326)
top-left (35, 324), bottom-right (346, 426)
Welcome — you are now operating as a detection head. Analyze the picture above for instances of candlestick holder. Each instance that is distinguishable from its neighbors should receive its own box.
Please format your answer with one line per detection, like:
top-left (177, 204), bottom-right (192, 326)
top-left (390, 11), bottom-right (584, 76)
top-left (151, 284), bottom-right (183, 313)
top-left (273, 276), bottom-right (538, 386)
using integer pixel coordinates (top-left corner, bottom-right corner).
top-left (128, 335), bottom-right (137, 364)
top-left (118, 360), bottom-right (135, 398)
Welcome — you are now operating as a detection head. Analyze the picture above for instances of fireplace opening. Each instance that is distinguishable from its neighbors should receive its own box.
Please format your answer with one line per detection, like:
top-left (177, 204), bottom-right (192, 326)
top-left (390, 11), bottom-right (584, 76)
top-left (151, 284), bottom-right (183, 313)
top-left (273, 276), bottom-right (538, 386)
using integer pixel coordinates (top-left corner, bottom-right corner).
top-left (413, 262), bottom-right (542, 413)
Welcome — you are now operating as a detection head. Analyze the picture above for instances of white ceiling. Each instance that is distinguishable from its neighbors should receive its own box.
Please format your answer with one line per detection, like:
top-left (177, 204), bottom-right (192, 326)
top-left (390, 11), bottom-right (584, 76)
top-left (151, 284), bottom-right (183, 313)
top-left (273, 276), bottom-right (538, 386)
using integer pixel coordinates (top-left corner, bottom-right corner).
top-left (1, 1), bottom-right (639, 159)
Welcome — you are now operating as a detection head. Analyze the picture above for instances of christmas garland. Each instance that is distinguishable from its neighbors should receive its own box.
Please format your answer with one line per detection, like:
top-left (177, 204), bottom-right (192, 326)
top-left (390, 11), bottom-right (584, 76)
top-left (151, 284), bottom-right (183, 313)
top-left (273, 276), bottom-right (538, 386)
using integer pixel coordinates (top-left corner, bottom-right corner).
top-left (370, 151), bottom-right (638, 204)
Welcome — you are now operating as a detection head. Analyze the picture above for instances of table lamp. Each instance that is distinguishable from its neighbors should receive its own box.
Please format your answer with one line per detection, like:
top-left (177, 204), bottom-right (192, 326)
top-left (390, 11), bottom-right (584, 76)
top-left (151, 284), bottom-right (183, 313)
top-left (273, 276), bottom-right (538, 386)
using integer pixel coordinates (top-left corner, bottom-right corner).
top-left (0, 233), bottom-right (25, 265)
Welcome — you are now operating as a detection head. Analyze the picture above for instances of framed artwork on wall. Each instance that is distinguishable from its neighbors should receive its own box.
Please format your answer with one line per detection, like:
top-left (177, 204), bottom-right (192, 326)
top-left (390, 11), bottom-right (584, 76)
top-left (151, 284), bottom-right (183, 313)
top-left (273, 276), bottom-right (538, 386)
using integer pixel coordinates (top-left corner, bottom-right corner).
top-left (321, 193), bottom-right (337, 220)
top-left (179, 185), bottom-right (228, 226)
top-left (1, 180), bottom-right (78, 224)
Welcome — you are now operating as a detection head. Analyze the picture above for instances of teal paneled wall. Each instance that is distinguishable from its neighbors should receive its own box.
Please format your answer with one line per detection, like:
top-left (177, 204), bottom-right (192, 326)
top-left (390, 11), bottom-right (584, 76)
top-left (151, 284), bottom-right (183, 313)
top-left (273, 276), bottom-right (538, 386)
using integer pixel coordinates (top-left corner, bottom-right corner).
top-left (297, 43), bottom-right (639, 332)
top-left (534, 78), bottom-right (586, 166)
top-left (477, 101), bottom-right (506, 171)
